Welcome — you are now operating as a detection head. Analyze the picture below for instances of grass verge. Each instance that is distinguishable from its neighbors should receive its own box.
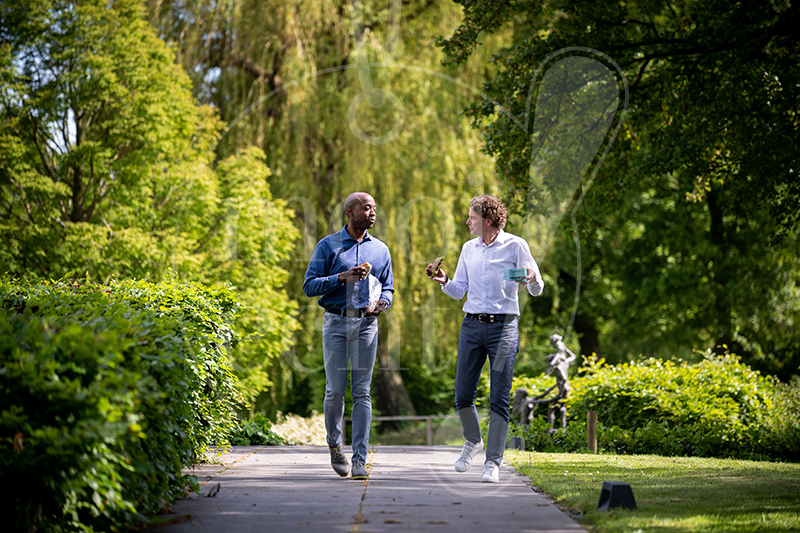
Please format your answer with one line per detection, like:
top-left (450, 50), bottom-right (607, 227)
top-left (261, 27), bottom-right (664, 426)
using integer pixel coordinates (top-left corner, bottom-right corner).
top-left (505, 451), bottom-right (800, 533)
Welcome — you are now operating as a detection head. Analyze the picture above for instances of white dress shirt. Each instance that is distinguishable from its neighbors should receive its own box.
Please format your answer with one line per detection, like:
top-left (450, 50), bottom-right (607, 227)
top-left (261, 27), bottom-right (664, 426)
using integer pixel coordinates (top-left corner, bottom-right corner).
top-left (441, 229), bottom-right (544, 315)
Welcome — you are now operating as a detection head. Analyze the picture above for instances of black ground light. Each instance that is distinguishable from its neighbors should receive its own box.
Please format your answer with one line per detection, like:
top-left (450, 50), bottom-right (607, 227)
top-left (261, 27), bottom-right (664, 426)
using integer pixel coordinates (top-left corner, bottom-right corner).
top-left (508, 436), bottom-right (525, 450)
top-left (597, 481), bottom-right (637, 511)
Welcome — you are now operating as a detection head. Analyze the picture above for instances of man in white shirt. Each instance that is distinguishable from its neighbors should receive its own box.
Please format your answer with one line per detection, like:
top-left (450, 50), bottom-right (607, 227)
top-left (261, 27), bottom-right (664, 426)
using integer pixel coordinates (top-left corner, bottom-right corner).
top-left (427, 195), bottom-right (544, 483)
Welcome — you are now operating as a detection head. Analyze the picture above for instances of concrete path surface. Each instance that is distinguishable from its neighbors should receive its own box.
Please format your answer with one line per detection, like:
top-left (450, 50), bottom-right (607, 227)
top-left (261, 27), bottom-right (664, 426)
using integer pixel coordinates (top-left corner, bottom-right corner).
top-left (156, 445), bottom-right (586, 533)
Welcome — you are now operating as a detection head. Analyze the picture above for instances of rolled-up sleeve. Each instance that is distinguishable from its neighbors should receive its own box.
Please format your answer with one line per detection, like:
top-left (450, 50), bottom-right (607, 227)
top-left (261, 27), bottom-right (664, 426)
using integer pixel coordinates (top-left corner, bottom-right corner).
top-left (516, 240), bottom-right (544, 297)
top-left (379, 253), bottom-right (395, 307)
top-left (303, 242), bottom-right (341, 297)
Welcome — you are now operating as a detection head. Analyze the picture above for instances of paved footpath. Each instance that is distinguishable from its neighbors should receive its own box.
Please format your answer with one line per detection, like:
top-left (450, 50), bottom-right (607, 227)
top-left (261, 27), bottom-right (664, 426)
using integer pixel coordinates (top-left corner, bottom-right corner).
top-left (156, 445), bottom-right (586, 533)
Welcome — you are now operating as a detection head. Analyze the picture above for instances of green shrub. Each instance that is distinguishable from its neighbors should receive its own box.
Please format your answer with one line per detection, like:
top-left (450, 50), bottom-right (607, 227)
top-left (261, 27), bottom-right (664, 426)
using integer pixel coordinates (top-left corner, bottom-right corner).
top-left (229, 414), bottom-right (285, 446)
top-left (0, 277), bottom-right (243, 532)
top-left (512, 416), bottom-right (590, 454)
top-left (514, 354), bottom-right (800, 461)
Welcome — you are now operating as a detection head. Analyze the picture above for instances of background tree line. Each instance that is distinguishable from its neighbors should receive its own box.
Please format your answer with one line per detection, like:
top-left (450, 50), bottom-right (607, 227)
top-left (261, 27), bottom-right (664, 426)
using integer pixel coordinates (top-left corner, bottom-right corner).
top-left (440, 0), bottom-right (800, 377)
top-left (142, 0), bottom-right (533, 421)
top-left (2, 0), bottom-right (798, 425)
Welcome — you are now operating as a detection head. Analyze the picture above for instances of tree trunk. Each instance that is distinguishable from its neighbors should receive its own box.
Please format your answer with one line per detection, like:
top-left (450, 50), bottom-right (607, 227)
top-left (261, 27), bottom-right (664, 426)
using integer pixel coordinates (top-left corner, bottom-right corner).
top-left (706, 188), bottom-right (736, 354)
top-left (557, 268), bottom-right (602, 360)
top-left (573, 312), bottom-right (601, 360)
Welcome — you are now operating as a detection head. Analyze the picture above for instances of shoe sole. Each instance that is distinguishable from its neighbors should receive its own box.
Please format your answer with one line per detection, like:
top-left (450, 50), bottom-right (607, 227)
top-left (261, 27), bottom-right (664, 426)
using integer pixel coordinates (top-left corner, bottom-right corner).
top-left (454, 460), bottom-right (474, 472)
top-left (332, 464), bottom-right (350, 477)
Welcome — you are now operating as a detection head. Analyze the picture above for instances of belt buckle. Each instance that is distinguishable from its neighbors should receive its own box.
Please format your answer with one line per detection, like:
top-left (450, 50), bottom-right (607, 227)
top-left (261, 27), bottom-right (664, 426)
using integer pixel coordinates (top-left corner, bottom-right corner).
top-left (345, 308), bottom-right (360, 318)
top-left (478, 313), bottom-right (495, 323)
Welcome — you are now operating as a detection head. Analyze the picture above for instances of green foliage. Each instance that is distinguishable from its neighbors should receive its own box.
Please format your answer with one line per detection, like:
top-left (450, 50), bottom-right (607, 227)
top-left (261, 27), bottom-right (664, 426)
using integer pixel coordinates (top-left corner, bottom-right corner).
top-left (511, 373), bottom-right (558, 397)
top-left (0, 0), bottom-right (221, 277)
top-left (441, 0), bottom-right (800, 231)
top-left (195, 146), bottom-right (300, 408)
top-left (439, 0), bottom-right (800, 377)
top-left (571, 355), bottom-right (773, 430)
top-left (0, 277), bottom-right (242, 532)
top-left (402, 361), bottom-right (457, 415)
top-left (512, 417), bottom-right (589, 454)
top-left (145, 0), bottom-right (508, 419)
top-left (0, 0), bottom-right (299, 407)
top-left (515, 355), bottom-right (800, 461)
top-left (228, 414), bottom-right (285, 446)
top-left (511, 372), bottom-right (590, 453)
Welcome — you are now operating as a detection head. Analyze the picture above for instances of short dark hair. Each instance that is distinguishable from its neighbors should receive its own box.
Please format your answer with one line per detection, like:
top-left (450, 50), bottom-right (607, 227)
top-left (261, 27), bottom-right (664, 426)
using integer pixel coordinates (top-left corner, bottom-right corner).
top-left (470, 195), bottom-right (507, 229)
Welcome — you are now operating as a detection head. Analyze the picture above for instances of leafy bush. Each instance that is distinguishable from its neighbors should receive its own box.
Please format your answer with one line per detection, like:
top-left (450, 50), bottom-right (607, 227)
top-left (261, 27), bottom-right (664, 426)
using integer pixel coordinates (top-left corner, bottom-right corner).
top-left (514, 354), bottom-right (800, 461)
top-left (511, 374), bottom-right (558, 398)
top-left (0, 277), bottom-right (243, 532)
top-left (229, 414), bottom-right (285, 446)
top-left (512, 416), bottom-right (590, 454)
top-left (402, 360), bottom-right (457, 415)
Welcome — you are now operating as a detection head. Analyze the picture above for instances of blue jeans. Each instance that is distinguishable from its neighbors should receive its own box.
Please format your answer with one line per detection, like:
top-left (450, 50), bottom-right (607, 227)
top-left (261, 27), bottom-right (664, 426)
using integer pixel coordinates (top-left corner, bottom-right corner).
top-left (455, 315), bottom-right (519, 466)
top-left (322, 313), bottom-right (378, 464)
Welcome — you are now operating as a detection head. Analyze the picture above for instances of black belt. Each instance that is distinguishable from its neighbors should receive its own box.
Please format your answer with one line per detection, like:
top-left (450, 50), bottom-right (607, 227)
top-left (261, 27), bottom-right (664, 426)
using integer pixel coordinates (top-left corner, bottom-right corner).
top-left (325, 307), bottom-right (368, 318)
top-left (466, 313), bottom-right (514, 324)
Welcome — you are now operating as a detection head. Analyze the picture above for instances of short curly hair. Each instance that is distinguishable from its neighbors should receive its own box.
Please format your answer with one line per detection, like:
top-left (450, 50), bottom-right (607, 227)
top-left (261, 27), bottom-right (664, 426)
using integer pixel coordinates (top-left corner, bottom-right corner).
top-left (469, 195), bottom-right (507, 229)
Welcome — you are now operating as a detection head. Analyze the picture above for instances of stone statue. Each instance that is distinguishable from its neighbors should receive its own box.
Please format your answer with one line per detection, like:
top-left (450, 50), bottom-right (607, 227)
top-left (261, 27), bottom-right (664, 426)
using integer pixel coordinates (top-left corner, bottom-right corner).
top-left (513, 334), bottom-right (577, 433)
top-left (546, 334), bottom-right (577, 399)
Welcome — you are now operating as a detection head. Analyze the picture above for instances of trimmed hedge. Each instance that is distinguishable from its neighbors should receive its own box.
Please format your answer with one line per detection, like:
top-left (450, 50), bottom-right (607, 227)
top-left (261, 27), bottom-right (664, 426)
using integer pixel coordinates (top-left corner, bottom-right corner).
top-left (0, 277), bottom-right (242, 532)
top-left (512, 354), bottom-right (800, 461)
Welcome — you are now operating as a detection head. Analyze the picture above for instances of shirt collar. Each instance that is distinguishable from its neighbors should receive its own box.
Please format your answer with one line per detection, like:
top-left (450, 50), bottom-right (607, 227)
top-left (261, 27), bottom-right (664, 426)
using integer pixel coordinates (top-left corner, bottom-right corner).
top-left (478, 228), bottom-right (507, 247)
top-left (341, 225), bottom-right (371, 243)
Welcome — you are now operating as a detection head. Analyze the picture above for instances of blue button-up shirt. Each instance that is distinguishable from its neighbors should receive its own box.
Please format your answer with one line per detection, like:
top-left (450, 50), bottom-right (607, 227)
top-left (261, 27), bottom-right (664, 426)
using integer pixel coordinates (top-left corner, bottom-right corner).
top-left (303, 225), bottom-right (394, 310)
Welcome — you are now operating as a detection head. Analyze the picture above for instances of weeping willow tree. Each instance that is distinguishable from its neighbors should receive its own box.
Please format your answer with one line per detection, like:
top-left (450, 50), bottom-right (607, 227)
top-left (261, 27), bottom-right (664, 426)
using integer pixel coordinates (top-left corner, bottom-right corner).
top-left (142, 0), bottom-right (562, 418)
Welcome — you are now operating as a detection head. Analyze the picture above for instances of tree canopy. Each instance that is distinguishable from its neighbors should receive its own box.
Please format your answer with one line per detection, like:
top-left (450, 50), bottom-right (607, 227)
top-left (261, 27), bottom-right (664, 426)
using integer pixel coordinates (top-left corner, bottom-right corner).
top-left (439, 0), bottom-right (800, 377)
top-left (2, 0), bottom-right (798, 428)
top-left (0, 0), bottom-right (299, 403)
top-left (142, 0), bottom-right (549, 418)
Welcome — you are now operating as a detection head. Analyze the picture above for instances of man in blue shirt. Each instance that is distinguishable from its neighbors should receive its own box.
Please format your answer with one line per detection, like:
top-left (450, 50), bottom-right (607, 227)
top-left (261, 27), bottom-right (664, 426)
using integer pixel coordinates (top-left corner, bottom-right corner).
top-left (304, 192), bottom-right (394, 480)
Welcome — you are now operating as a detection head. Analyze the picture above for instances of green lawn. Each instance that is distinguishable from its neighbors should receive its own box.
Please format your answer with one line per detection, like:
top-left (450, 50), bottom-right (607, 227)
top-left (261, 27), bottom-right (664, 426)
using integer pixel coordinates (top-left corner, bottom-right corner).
top-left (505, 451), bottom-right (800, 533)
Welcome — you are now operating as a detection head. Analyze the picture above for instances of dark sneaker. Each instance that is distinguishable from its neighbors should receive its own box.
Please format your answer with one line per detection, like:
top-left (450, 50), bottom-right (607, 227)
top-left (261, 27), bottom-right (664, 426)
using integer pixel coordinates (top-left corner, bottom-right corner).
top-left (351, 460), bottom-right (369, 480)
top-left (329, 445), bottom-right (350, 477)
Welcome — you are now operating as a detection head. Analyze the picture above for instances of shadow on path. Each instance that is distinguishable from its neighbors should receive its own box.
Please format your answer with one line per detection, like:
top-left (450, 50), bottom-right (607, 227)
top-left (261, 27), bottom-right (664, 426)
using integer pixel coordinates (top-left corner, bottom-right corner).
top-left (155, 445), bottom-right (586, 533)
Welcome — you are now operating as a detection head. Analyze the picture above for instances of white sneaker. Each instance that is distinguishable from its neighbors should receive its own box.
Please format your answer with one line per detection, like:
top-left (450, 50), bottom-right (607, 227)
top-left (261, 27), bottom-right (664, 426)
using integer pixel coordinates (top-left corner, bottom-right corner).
top-left (454, 439), bottom-right (483, 472)
top-left (481, 461), bottom-right (499, 483)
